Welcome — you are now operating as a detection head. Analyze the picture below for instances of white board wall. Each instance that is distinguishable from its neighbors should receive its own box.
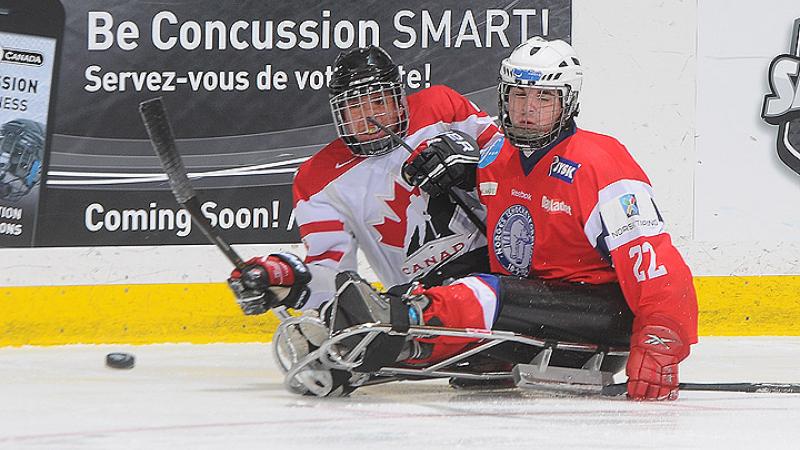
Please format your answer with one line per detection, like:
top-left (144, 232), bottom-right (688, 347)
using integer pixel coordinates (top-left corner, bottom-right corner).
top-left (3, 0), bottom-right (800, 288)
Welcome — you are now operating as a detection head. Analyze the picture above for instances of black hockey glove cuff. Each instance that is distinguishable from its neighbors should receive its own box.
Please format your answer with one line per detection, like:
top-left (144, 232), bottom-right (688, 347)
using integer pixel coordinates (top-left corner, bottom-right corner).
top-left (402, 130), bottom-right (480, 197)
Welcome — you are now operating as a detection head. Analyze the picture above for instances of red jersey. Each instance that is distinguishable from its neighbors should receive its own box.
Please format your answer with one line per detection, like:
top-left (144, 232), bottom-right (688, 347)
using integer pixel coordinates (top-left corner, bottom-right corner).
top-left (476, 127), bottom-right (698, 342)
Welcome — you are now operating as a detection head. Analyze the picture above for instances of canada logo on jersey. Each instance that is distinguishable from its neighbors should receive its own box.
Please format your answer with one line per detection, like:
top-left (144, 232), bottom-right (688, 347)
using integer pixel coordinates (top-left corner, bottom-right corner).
top-left (373, 180), bottom-right (466, 277)
top-left (493, 204), bottom-right (534, 276)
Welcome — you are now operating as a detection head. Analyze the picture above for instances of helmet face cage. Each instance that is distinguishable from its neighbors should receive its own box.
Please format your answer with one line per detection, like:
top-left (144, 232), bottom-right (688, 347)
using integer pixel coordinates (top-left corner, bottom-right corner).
top-left (497, 37), bottom-right (583, 152)
top-left (498, 82), bottom-right (578, 151)
top-left (0, 119), bottom-right (44, 202)
top-left (330, 82), bottom-right (408, 157)
top-left (328, 45), bottom-right (409, 157)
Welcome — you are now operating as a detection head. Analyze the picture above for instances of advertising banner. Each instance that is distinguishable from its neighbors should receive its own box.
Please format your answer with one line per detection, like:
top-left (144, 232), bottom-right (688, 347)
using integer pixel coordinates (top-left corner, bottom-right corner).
top-left (4, 0), bottom-right (571, 247)
top-left (0, 31), bottom-right (57, 246)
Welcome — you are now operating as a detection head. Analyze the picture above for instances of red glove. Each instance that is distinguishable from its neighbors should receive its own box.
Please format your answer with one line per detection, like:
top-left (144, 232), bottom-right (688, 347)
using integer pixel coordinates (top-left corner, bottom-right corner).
top-left (230, 255), bottom-right (297, 287)
top-left (626, 322), bottom-right (689, 400)
top-left (228, 252), bottom-right (311, 314)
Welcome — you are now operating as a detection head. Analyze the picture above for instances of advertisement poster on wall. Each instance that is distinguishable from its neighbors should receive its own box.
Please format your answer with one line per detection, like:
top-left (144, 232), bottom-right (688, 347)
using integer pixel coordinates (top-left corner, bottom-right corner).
top-left (0, 0), bottom-right (571, 248)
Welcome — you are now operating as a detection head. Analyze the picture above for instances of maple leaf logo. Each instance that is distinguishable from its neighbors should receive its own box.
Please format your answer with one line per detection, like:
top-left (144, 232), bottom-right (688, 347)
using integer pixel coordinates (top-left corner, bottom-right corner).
top-left (373, 181), bottom-right (420, 248)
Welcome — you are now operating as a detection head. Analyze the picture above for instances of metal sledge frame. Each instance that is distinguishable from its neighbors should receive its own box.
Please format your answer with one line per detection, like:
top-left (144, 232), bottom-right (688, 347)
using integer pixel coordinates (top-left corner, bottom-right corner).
top-left (274, 315), bottom-right (800, 396)
top-left (273, 314), bottom-right (629, 394)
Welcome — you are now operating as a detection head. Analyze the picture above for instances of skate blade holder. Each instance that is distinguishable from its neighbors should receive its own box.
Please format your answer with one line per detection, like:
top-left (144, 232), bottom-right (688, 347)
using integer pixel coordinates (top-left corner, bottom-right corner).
top-left (512, 347), bottom-right (614, 395)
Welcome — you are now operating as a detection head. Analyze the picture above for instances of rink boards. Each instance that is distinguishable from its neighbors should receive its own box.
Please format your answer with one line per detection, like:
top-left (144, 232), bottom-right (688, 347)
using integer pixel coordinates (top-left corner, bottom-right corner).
top-left (1, 275), bottom-right (799, 345)
top-left (3, 2), bottom-right (800, 346)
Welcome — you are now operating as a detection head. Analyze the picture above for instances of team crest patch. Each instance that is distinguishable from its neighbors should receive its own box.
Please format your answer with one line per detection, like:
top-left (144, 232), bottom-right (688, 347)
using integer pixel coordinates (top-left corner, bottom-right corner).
top-left (493, 204), bottom-right (534, 276)
top-left (619, 194), bottom-right (639, 217)
top-left (548, 155), bottom-right (581, 183)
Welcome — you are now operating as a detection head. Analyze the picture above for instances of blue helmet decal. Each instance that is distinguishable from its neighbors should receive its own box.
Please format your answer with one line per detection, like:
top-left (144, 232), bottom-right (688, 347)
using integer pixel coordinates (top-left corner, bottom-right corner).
top-left (512, 68), bottom-right (543, 82)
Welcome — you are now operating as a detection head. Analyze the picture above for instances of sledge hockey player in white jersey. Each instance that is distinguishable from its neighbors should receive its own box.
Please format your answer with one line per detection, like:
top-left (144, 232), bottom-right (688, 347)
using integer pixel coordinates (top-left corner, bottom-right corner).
top-left (227, 46), bottom-right (500, 314)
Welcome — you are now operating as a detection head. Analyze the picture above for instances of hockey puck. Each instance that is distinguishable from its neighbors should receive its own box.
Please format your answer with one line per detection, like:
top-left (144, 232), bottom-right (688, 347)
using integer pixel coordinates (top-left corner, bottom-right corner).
top-left (106, 352), bottom-right (135, 369)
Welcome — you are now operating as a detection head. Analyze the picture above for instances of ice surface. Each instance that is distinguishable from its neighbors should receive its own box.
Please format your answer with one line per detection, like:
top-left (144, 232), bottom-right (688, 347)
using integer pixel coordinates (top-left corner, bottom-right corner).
top-left (1, 337), bottom-right (799, 449)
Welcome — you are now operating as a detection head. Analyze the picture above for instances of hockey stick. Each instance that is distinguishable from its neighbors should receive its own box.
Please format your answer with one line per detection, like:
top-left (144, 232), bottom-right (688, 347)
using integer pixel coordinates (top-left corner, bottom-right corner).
top-left (138, 97), bottom-right (291, 321)
top-left (366, 117), bottom-right (487, 236)
top-left (139, 98), bottom-right (244, 269)
top-left (601, 382), bottom-right (800, 397)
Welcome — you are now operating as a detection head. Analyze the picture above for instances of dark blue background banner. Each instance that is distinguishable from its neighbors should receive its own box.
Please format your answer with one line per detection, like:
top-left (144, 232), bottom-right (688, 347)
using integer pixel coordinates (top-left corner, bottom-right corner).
top-left (35, 0), bottom-right (571, 246)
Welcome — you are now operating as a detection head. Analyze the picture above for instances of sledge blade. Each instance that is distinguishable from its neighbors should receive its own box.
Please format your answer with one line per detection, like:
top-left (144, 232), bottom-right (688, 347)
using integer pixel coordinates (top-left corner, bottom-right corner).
top-left (512, 363), bottom-right (614, 395)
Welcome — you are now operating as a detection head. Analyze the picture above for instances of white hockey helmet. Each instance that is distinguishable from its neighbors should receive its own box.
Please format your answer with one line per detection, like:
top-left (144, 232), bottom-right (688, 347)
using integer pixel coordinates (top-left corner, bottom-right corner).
top-left (498, 37), bottom-right (583, 151)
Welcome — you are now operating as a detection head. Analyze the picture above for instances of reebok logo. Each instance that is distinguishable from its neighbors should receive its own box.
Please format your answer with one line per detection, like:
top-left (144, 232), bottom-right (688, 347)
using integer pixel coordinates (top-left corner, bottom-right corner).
top-left (511, 189), bottom-right (532, 201)
top-left (643, 334), bottom-right (675, 349)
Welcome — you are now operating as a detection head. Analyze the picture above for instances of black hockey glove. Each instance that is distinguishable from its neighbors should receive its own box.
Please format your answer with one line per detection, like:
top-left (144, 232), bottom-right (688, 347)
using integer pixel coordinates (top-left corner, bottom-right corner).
top-left (402, 130), bottom-right (480, 197)
top-left (228, 252), bottom-right (311, 315)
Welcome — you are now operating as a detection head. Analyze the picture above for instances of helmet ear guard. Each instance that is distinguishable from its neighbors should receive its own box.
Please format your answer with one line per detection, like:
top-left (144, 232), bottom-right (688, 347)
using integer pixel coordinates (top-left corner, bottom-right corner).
top-left (497, 37), bottom-right (583, 151)
top-left (328, 46), bottom-right (409, 157)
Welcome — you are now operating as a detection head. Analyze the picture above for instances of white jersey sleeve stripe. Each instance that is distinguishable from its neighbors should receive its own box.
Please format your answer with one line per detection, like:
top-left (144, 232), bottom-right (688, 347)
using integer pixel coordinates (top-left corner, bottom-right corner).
top-left (302, 231), bottom-right (351, 256)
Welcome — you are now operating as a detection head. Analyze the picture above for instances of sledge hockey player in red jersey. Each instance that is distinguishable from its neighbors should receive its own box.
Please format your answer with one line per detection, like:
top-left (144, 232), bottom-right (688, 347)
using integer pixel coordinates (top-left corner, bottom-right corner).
top-left (228, 46), bottom-right (499, 312)
top-left (397, 37), bottom-right (699, 400)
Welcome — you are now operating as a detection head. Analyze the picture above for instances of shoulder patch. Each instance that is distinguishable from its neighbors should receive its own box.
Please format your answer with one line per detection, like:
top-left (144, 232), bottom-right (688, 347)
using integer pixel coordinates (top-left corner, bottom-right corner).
top-left (548, 155), bottom-right (581, 183)
top-left (599, 190), bottom-right (664, 250)
top-left (478, 137), bottom-right (504, 168)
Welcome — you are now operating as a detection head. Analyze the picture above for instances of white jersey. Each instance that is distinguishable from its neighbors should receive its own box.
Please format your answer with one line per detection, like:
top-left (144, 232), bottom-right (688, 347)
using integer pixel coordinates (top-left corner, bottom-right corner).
top-left (293, 85), bottom-right (500, 309)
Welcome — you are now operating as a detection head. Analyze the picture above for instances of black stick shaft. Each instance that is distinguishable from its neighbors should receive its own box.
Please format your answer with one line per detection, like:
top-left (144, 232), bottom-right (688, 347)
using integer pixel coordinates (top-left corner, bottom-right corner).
top-left (602, 382), bottom-right (800, 397)
top-left (138, 97), bottom-right (246, 270)
top-left (366, 117), bottom-right (487, 236)
top-left (182, 197), bottom-right (246, 271)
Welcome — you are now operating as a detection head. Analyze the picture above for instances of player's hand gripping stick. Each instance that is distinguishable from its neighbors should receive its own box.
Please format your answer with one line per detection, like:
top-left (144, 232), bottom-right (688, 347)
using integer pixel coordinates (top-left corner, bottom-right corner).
top-left (366, 117), bottom-right (486, 236)
top-left (138, 97), bottom-right (305, 318)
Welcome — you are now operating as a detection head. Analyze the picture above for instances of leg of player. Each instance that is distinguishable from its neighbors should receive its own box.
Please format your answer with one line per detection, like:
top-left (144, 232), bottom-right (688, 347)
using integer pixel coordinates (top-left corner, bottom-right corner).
top-left (396, 275), bottom-right (633, 372)
top-left (489, 276), bottom-right (633, 373)
top-left (323, 273), bottom-right (634, 380)
top-left (327, 272), bottom-right (497, 369)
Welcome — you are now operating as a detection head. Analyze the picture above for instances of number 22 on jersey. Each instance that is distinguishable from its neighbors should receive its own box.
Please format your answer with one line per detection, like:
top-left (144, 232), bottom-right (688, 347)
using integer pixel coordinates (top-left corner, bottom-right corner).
top-left (628, 242), bottom-right (667, 282)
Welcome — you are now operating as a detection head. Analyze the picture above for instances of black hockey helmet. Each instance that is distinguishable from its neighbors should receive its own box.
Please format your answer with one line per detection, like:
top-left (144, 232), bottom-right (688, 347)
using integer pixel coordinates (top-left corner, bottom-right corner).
top-left (0, 119), bottom-right (45, 202)
top-left (329, 46), bottom-right (408, 157)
